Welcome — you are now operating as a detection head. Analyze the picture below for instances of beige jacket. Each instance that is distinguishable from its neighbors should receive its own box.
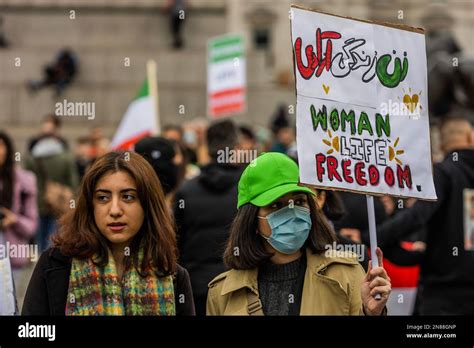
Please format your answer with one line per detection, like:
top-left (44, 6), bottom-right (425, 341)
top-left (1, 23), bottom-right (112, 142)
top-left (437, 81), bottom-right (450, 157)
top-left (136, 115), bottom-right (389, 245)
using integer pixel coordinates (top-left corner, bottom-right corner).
top-left (207, 248), bottom-right (366, 315)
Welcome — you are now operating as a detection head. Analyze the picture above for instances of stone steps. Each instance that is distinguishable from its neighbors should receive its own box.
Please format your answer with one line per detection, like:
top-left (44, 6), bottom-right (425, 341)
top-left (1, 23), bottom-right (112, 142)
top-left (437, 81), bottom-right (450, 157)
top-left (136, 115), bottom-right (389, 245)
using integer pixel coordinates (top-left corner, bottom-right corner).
top-left (0, 1), bottom-right (296, 154)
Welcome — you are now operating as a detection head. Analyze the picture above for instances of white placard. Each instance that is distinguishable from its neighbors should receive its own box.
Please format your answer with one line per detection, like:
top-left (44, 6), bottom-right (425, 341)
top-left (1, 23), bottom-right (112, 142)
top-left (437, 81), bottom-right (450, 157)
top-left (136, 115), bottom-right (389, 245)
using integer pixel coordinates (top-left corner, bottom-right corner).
top-left (291, 6), bottom-right (436, 200)
top-left (0, 257), bottom-right (16, 315)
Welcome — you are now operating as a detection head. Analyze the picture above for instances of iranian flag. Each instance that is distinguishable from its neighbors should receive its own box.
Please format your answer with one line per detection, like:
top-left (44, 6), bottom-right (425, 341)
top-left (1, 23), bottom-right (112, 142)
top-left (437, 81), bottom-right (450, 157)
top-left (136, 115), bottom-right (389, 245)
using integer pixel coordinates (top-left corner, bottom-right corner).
top-left (111, 65), bottom-right (159, 150)
top-left (207, 34), bottom-right (246, 118)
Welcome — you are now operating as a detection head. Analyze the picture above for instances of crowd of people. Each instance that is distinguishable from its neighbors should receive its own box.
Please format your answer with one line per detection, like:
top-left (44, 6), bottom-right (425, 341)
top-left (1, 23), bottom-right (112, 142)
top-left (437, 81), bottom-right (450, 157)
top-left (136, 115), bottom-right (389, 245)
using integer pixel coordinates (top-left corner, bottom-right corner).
top-left (0, 0), bottom-right (472, 323)
top-left (0, 103), bottom-right (473, 316)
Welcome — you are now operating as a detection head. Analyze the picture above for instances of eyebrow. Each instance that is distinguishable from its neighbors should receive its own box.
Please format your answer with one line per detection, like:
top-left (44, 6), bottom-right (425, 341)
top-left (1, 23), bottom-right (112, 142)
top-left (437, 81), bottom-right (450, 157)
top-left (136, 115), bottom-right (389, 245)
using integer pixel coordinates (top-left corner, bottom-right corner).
top-left (95, 188), bottom-right (137, 194)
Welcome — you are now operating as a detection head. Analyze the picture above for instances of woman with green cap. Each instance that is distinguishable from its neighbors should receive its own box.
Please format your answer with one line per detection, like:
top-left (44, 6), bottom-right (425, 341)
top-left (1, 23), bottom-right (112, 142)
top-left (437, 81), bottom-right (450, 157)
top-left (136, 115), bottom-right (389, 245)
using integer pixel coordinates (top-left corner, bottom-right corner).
top-left (206, 152), bottom-right (391, 315)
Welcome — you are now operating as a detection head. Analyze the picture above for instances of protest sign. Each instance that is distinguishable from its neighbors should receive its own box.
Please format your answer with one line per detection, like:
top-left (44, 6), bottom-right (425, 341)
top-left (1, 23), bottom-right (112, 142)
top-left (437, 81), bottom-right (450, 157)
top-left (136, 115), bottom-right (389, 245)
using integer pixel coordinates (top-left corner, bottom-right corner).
top-left (207, 34), bottom-right (246, 118)
top-left (0, 251), bottom-right (16, 315)
top-left (291, 5), bottom-right (436, 200)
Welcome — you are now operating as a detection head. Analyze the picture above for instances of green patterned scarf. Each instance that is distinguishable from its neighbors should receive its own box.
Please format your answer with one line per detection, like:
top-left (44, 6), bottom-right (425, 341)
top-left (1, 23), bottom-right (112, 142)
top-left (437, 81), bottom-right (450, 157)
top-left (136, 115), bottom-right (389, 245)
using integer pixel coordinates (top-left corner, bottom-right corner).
top-left (66, 248), bottom-right (176, 316)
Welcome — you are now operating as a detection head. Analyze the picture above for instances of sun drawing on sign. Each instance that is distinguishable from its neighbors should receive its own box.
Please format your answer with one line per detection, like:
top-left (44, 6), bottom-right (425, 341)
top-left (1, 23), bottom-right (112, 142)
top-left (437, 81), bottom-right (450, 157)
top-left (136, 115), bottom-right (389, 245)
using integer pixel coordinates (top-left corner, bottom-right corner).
top-left (322, 130), bottom-right (339, 155)
top-left (389, 137), bottom-right (405, 165)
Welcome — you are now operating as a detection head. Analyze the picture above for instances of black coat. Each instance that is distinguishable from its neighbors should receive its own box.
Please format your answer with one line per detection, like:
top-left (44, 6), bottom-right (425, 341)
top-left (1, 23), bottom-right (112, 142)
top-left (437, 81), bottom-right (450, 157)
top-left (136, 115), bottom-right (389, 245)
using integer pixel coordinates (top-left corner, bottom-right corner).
top-left (367, 149), bottom-right (474, 315)
top-left (173, 163), bottom-right (242, 300)
top-left (22, 248), bottom-right (195, 316)
top-left (335, 191), bottom-right (388, 236)
top-left (336, 191), bottom-right (424, 267)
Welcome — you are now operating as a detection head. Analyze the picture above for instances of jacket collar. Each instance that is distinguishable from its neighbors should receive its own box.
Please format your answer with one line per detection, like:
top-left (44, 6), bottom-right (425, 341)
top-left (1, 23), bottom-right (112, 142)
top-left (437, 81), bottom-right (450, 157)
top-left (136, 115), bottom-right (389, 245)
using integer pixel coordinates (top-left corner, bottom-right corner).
top-left (220, 248), bottom-right (359, 296)
top-left (48, 247), bottom-right (72, 265)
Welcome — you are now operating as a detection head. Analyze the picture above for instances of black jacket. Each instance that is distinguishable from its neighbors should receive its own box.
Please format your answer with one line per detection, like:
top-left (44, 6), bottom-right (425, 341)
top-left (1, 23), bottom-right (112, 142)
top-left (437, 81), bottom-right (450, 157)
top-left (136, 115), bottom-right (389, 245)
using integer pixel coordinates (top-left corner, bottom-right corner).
top-left (22, 248), bottom-right (195, 316)
top-left (335, 191), bottom-right (424, 267)
top-left (173, 163), bottom-right (242, 299)
top-left (366, 149), bottom-right (474, 314)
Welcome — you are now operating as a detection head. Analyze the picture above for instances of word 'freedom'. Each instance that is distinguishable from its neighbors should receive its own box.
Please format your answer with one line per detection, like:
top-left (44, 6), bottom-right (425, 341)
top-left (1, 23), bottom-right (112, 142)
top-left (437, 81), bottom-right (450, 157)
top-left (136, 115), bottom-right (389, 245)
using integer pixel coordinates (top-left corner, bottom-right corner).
top-left (309, 103), bottom-right (413, 190)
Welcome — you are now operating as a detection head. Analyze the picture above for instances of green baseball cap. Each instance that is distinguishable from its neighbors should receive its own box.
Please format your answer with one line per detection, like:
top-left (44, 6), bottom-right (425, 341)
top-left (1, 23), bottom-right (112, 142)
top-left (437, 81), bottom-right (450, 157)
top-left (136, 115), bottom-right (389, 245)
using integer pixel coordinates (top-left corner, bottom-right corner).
top-left (237, 152), bottom-right (315, 209)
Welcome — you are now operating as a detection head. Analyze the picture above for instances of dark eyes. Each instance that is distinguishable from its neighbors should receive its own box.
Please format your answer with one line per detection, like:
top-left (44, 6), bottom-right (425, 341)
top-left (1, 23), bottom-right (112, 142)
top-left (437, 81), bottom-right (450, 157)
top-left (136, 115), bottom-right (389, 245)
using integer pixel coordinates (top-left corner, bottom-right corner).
top-left (95, 194), bottom-right (136, 202)
top-left (97, 195), bottom-right (109, 202)
top-left (294, 198), bottom-right (308, 206)
top-left (123, 194), bottom-right (136, 201)
top-left (270, 201), bottom-right (284, 209)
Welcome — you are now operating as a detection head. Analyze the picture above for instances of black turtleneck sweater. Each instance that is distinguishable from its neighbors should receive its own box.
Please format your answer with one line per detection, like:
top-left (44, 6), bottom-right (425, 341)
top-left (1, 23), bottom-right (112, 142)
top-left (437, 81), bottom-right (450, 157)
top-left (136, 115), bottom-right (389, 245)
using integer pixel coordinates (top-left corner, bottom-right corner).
top-left (257, 256), bottom-right (305, 316)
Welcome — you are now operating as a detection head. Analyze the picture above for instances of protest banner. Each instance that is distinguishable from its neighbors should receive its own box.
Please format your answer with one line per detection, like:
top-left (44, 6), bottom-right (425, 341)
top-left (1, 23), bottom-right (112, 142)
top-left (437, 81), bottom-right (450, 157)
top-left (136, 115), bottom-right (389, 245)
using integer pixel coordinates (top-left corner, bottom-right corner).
top-left (290, 5), bottom-right (437, 280)
top-left (207, 34), bottom-right (246, 118)
top-left (291, 5), bottom-right (436, 201)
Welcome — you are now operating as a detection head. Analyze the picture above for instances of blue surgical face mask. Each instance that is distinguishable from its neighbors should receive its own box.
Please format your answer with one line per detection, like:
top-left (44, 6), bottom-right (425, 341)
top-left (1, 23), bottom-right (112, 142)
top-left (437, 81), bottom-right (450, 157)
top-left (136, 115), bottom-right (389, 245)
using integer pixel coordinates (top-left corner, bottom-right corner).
top-left (258, 205), bottom-right (312, 255)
